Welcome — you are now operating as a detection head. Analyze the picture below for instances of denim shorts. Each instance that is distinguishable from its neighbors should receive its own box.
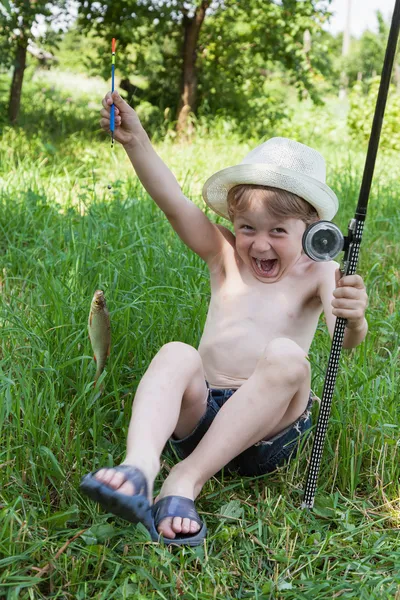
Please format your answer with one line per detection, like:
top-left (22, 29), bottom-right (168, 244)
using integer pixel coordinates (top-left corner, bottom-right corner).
top-left (169, 385), bottom-right (314, 477)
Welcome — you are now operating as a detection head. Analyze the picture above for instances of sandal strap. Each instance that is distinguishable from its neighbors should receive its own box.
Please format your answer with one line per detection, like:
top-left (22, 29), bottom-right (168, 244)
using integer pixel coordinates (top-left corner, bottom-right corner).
top-left (152, 495), bottom-right (202, 528)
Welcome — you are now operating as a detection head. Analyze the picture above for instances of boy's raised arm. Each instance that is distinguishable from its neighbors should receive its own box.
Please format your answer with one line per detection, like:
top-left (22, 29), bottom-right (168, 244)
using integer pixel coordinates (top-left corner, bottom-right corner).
top-left (101, 92), bottom-right (225, 262)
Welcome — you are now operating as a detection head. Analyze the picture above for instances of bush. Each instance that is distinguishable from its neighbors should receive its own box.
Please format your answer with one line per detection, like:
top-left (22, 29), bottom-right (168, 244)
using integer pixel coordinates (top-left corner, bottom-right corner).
top-left (347, 79), bottom-right (400, 151)
top-left (134, 101), bottom-right (172, 138)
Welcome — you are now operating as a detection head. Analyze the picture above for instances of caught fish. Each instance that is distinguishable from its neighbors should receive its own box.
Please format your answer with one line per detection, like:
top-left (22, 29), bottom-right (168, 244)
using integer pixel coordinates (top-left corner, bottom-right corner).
top-left (88, 290), bottom-right (111, 385)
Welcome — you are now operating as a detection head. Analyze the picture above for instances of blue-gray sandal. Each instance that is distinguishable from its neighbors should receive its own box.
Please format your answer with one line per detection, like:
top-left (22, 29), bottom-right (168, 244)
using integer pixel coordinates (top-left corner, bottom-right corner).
top-left (151, 495), bottom-right (207, 546)
top-left (80, 465), bottom-right (153, 530)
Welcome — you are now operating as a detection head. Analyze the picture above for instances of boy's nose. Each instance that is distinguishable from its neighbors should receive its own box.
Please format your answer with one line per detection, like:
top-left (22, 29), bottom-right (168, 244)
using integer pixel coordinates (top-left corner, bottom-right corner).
top-left (253, 236), bottom-right (271, 253)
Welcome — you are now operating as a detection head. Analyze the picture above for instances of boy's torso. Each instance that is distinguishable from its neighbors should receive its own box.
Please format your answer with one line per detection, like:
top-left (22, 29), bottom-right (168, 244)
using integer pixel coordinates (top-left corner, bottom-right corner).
top-left (198, 232), bottom-right (326, 389)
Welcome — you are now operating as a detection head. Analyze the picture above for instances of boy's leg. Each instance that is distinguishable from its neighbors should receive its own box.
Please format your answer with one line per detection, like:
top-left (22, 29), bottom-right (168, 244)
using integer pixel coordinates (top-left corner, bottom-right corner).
top-left (93, 342), bottom-right (208, 508)
top-left (156, 338), bottom-right (311, 537)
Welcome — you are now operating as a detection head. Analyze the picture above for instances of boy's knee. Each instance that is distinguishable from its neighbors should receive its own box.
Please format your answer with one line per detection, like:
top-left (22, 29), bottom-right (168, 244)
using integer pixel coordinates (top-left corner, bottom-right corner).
top-left (158, 341), bottom-right (202, 369)
top-left (258, 338), bottom-right (310, 383)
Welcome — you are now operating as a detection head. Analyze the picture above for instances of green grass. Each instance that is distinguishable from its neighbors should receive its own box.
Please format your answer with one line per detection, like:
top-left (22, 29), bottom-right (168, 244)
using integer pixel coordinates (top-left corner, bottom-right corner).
top-left (0, 72), bottom-right (400, 599)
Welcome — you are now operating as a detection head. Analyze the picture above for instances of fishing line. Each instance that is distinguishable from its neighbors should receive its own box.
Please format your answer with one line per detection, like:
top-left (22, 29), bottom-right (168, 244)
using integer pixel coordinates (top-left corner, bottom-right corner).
top-left (301, 0), bottom-right (400, 509)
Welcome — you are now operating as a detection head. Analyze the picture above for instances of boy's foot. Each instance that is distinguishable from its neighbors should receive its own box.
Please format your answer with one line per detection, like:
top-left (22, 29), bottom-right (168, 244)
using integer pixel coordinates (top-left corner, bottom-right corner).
top-left (80, 461), bottom-right (159, 527)
top-left (154, 465), bottom-right (203, 539)
top-left (93, 463), bottom-right (155, 500)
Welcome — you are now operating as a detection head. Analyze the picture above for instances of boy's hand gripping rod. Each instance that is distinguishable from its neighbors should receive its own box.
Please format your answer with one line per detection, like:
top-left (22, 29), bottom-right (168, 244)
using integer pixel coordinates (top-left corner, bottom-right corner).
top-left (301, 0), bottom-right (400, 509)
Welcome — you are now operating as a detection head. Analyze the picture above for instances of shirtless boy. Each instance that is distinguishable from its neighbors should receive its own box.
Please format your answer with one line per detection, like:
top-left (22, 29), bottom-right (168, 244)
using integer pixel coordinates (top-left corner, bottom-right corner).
top-left (80, 91), bottom-right (368, 546)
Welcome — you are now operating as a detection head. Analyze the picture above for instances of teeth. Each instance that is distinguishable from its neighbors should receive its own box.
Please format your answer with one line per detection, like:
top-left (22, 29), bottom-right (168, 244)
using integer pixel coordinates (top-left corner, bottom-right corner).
top-left (255, 258), bottom-right (268, 269)
top-left (255, 258), bottom-right (276, 273)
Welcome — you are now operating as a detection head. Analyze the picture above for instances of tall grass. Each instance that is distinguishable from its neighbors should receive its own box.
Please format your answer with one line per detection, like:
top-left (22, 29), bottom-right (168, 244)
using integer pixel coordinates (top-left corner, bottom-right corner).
top-left (0, 72), bottom-right (399, 598)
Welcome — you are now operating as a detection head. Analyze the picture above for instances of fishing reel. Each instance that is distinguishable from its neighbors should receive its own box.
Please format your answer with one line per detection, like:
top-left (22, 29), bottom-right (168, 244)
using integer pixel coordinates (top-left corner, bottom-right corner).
top-left (302, 221), bottom-right (347, 262)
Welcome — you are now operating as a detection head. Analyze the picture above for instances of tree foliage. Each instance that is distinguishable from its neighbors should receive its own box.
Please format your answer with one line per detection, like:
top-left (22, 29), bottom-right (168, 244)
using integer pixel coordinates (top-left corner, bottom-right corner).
top-left (348, 79), bottom-right (400, 151)
top-left (1, 0), bottom-right (69, 122)
top-left (196, 1), bottom-right (333, 126)
top-left (344, 12), bottom-right (390, 87)
top-left (77, 0), bottom-right (334, 134)
top-left (303, 11), bottom-right (400, 95)
top-left (0, 0), bottom-right (69, 68)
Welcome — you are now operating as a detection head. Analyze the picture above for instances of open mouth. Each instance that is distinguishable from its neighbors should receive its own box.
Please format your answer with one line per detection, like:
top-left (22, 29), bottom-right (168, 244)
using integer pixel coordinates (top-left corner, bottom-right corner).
top-left (252, 257), bottom-right (279, 278)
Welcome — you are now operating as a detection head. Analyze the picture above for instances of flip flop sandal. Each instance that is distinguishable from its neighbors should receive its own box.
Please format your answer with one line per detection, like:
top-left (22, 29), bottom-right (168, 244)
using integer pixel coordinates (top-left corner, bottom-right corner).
top-left (80, 465), bottom-right (153, 530)
top-left (150, 495), bottom-right (207, 546)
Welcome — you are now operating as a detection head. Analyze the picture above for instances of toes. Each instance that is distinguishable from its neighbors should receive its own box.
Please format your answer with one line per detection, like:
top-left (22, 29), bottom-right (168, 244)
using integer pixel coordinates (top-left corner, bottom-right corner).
top-left (172, 517), bottom-right (183, 533)
top-left (156, 515), bottom-right (201, 538)
top-left (94, 469), bottom-right (135, 495)
top-left (95, 468), bottom-right (113, 484)
top-left (118, 480), bottom-right (135, 495)
top-left (181, 518), bottom-right (191, 534)
top-left (157, 517), bottom-right (176, 539)
top-left (108, 470), bottom-right (126, 489)
top-left (94, 468), bottom-right (105, 482)
top-left (190, 520), bottom-right (201, 533)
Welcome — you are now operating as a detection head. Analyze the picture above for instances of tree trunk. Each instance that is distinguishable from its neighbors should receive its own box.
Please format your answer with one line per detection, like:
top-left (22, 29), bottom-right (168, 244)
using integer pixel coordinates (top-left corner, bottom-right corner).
top-left (120, 78), bottom-right (137, 104)
top-left (8, 39), bottom-right (28, 124)
top-left (176, 0), bottom-right (210, 136)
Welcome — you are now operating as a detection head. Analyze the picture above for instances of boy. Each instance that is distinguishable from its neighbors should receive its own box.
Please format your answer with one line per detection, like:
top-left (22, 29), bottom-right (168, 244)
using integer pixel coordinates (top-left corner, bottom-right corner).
top-left (80, 92), bottom-right (368, 546)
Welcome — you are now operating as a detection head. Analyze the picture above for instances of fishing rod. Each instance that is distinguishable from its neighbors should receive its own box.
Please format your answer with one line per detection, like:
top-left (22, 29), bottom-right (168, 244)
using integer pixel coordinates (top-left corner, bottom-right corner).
top-left (301, 0), bottom-right (400, 509)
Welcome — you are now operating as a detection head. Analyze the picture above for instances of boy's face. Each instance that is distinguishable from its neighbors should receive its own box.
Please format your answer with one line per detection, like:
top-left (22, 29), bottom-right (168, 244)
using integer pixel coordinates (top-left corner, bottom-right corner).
top-left (233, 198), bottom-right (307, 283)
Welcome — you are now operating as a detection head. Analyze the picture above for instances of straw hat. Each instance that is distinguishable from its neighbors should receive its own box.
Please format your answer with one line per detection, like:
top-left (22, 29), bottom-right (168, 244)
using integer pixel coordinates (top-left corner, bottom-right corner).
top-left (202, 137), bottom-right (339, 221)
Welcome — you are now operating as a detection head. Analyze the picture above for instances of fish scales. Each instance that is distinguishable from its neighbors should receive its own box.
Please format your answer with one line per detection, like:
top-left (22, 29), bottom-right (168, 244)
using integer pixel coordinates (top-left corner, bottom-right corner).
top-left (88, 290), bottom-right (111, 384)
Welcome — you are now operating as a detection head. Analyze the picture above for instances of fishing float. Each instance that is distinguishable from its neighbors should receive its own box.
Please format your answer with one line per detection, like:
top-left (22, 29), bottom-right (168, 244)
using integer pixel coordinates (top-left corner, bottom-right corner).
top-left (110, 38), bottom-right (116, 148)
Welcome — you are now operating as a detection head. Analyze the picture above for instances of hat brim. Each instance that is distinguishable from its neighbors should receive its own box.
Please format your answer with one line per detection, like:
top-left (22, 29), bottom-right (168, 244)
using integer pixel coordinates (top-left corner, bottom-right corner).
top-left (202, 163), bottom-right (338, 221)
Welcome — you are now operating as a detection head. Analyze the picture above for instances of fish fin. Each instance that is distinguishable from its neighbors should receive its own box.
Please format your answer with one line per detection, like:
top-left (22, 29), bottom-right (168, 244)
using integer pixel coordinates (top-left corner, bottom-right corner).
top-left (93, 354), bottom-right (97, 362)
top-left (89, 313), bottom-right (93, 327)
top-left (107, 345), bottom-right (111, 357)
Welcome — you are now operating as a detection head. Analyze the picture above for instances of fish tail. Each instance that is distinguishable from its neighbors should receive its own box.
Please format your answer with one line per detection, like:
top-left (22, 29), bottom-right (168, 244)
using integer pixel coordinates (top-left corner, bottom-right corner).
top-left (94, 365), bottom-right (102, 386)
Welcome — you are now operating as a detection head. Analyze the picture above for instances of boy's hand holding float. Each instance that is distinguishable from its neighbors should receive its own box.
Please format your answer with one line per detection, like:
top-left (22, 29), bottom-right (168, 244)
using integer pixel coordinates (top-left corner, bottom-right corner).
top-left (101, 91), bottom-right (144, 147)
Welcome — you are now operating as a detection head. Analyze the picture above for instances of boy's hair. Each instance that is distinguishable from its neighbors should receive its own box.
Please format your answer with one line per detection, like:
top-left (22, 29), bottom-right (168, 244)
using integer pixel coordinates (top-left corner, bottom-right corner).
top-left (227, 184), bottom-right (319, 226)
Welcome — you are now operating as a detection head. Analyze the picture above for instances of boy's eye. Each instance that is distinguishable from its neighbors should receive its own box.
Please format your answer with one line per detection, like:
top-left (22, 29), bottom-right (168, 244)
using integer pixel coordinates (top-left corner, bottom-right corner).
top-left (241, 225), bottom-right (254, 231)
top-left (273, 228), bottom-right (286, 233)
